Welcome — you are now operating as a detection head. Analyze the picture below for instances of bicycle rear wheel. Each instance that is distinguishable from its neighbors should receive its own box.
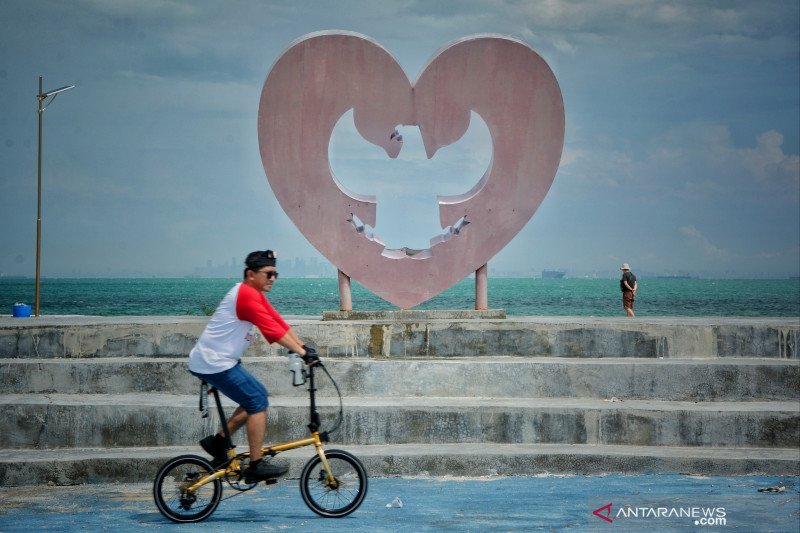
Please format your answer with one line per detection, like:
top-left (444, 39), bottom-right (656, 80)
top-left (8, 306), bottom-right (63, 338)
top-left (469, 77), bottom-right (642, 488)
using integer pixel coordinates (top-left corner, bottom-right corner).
top-left (153, 454), bottom-right (222, 523)
top-left (299, 449), bottom-right (368, 518)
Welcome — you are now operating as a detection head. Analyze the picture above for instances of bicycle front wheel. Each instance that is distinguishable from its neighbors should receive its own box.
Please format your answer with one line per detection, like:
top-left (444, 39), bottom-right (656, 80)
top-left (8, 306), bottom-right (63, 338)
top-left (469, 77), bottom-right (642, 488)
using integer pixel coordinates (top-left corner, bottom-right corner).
top-left (300, 449), bottom-right (368, 517)
top-left (153, 454), bottom-right (222, 523)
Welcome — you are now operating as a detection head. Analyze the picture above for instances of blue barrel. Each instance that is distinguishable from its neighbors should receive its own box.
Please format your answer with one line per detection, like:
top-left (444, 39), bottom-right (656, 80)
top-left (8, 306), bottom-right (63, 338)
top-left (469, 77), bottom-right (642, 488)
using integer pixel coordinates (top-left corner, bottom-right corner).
top-left (12, 303), bottom-right (32, 318)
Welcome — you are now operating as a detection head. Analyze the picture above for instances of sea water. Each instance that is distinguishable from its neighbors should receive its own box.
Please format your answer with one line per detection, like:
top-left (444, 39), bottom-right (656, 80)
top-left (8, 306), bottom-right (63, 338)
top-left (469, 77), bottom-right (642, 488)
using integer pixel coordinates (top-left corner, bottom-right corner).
top-left (1, 277), bottom-right (798, 317)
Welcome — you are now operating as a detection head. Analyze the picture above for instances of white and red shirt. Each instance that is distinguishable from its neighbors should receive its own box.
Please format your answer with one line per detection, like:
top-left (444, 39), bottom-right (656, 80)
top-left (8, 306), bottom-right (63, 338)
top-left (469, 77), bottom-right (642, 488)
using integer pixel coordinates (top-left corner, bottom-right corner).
top-left (188, 282), bottom-right (290, 374)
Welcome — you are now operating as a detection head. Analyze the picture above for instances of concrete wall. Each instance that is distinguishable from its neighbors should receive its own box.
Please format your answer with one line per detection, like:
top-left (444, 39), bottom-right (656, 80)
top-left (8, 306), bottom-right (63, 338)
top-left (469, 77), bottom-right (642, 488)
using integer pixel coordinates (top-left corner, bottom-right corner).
top-left (1, 315), bottom-right (797, 359)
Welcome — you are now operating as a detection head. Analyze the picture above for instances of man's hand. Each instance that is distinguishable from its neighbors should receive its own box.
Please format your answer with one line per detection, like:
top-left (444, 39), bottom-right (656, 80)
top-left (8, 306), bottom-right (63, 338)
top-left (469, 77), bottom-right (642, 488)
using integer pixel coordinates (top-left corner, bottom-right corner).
top-left (301, 345), bottom-right (321, 366)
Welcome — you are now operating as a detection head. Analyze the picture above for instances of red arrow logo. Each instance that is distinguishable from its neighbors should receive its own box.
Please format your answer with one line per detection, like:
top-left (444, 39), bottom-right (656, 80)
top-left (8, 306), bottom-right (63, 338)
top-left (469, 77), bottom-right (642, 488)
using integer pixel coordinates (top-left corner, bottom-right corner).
top-left (593, 502), bottom-right (613, 523)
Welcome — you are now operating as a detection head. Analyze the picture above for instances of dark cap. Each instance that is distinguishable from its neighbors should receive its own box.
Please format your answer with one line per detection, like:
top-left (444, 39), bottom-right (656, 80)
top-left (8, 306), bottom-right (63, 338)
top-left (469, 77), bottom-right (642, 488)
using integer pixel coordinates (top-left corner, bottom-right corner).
top-left (245, 250), bottom-right (277, 270)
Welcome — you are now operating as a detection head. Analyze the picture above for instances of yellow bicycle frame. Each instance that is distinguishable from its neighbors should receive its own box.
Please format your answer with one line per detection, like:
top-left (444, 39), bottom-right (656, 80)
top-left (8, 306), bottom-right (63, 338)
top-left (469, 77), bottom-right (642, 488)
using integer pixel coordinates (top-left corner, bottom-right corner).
top-left (186, 430), bottom-right (336, 494)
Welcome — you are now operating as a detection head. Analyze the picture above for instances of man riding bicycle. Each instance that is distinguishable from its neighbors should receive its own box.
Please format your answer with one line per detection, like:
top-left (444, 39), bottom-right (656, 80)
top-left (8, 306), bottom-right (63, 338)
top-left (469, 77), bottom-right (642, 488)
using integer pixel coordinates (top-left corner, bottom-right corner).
top-left (188, 249), bottom-right (318, 482)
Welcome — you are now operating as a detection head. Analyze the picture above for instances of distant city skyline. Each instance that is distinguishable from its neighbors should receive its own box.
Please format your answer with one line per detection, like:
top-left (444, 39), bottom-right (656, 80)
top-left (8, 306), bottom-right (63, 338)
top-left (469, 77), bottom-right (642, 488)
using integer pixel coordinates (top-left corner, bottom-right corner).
top-left (1, 1), bottom-right (798, 285)
top-left (1, 256), bottom-right (793, 281)
top-left (189, 255), bottom-right (336, 279)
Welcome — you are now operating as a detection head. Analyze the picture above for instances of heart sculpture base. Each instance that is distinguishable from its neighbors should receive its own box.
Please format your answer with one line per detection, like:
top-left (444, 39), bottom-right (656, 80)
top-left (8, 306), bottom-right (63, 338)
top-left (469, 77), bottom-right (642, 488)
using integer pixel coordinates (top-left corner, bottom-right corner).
top-left (322, 309), bottom-right (507, 321)
top-left (258, 31), bottom-right (564, 309)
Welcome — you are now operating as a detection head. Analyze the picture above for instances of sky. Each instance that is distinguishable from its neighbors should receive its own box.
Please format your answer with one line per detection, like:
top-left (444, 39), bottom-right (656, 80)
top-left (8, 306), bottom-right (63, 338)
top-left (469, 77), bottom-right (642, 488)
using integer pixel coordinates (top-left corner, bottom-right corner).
top-left (1, 0), bottom-right (798, 280)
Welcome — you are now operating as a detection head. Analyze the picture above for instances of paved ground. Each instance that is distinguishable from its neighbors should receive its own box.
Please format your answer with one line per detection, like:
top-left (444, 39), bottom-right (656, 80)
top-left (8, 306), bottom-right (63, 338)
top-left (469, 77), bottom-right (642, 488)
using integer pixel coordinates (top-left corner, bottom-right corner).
top-left (0, 474), bottom-right (798, 532)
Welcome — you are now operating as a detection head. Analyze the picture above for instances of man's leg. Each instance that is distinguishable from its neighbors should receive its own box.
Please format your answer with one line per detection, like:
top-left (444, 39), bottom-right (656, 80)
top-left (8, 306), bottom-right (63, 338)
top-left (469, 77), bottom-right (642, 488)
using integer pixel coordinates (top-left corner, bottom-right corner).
top-left (223, 406), bottom-right (248, 435)
top-left (207, 407), bottom-right (267, 461)
top-left (623, 293), bottom-right (635, 317)
top-left (197, 364), bottom-right (284, 478)
top-left (243, 408), bottom-right (287, 481)
top-left (246, 410), bottom-right (267, 461)
top-left (208, 406), bottom-right (248, 445)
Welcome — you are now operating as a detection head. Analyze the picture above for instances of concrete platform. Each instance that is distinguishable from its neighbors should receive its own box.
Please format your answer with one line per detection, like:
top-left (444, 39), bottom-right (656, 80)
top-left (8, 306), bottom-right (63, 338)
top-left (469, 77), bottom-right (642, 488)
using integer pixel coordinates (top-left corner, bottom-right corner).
top-left (3, 393), bottom-right (798, 449)
top-left (3, 356), bottom-right (797, 400)
top-left (1, 315), bottom-right (797, 358)
top-left (2, 444), bottom-right (798, 486)
top-left (1, 315), bottom-right (798, 485)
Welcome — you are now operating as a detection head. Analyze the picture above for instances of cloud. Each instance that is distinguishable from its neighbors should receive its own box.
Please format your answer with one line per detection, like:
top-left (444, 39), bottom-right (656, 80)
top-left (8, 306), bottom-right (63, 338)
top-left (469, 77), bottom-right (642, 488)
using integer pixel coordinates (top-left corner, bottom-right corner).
top-left (649, 124), bottom-right (799, 201)
top-left (756, 245), bottom-right (800, 261)
top-left (74, 0), bottom-right (196, 19)
top-left (499, 0), bottom-right (800, 66)
top-left (330, 109), bottom-right (491, 199)
top-left (678, 224), bottom-right (800, 275)
top-left (745, 131), bottom-right (800, 186)
top-left (559, 147), bottom-right (583, 166)
top-left (566, 122), bottom-right (799, 203)
top-left (113, 69), bottom-right (258, 115)
top-left (680, 225), bottom-right (732, 259)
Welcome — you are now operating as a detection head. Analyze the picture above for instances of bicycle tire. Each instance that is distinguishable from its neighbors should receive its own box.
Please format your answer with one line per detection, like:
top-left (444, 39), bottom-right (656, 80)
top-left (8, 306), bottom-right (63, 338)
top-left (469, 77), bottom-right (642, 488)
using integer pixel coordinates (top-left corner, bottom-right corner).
top-left (153, 454), bottom-right (222, 523)
top-left (299, 449), bottom-right (368, 518)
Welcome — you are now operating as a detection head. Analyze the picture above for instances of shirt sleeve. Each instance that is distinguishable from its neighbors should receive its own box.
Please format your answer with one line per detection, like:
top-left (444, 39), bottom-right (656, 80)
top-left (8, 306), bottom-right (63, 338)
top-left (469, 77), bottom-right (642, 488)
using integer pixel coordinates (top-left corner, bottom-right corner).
top-left (235, 284), bottom-right (290, 344)
top-left (261, 294), bottom-right (291, 331)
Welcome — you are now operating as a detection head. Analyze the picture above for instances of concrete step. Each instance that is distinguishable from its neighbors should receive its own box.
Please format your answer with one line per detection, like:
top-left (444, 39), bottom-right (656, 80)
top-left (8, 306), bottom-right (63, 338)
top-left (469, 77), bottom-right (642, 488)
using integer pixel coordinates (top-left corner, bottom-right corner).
top-left (2, 316), bottom-right (797, 358)
top-left (4, 393), bottom-right (798, 449)
top-left (2, 316), bottom-right (797, 484)
top-left (2, 357), bottom-right (798, 401)
top-left (1, 443), bottom-right (797, 486)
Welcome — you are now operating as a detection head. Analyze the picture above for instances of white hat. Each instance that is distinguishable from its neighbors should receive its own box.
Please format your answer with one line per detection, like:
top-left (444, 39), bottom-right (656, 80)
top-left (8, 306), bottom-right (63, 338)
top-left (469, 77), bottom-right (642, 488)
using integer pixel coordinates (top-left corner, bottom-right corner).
top-left (620, 263), bottom-right (631, 270)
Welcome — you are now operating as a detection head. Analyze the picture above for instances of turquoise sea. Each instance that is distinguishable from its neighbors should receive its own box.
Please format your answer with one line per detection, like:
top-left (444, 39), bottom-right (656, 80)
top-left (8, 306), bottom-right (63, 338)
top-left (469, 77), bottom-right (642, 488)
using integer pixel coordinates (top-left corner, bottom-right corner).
top-left (1, 277), bottom-right (798, 317)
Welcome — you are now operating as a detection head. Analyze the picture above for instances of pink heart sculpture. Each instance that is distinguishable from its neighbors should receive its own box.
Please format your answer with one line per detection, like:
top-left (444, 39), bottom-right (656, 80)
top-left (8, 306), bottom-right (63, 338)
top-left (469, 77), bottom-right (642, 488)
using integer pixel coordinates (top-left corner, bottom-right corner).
top-left (258, 32), bottom-right (564, 309)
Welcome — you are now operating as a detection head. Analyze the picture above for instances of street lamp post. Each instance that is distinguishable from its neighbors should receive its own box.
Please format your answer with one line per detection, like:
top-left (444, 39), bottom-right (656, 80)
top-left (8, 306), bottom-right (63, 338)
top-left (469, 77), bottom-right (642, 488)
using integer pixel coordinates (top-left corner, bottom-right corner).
top-left (35, 76), bottom-right (75, 317)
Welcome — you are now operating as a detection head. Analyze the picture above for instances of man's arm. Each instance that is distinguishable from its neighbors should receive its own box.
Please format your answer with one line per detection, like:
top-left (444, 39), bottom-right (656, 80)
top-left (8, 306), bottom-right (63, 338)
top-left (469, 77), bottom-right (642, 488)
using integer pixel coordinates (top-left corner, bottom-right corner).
top-left (275, 329), bottom-right (306, 355)
top-left (236, 284), bottom-right (314, 358)
top-left (236, 284), bottom-right (304, 354)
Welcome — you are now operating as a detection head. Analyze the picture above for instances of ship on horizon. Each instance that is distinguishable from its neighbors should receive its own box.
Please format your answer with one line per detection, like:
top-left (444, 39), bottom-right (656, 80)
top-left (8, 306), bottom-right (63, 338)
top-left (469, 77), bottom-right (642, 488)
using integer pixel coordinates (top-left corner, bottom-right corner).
top-left (541, 270), bottom-right (566, 279)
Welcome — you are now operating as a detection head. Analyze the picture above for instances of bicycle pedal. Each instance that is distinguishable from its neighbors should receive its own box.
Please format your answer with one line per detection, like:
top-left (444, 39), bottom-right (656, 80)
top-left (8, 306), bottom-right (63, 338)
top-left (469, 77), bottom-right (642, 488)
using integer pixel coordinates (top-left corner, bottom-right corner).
top-left (264, 478), bottom-right (278, 486)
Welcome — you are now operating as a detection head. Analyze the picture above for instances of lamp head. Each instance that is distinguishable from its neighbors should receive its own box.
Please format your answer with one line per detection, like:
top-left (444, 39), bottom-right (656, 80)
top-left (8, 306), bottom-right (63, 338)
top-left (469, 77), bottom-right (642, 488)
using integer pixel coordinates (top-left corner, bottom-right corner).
top-left (39, 84), bottom-right (76, 99)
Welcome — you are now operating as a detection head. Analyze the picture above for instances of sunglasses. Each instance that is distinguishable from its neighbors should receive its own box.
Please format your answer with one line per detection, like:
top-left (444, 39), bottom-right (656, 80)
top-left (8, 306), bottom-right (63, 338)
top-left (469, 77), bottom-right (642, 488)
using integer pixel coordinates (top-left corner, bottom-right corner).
top-left (256, 270), bottom-right (279, 280)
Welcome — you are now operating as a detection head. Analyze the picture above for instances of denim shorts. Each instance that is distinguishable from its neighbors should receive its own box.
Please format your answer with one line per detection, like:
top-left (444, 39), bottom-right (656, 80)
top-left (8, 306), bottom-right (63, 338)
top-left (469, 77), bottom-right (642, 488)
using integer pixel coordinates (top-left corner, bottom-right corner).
top-left (192, 362), bottom-right (269, 414)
